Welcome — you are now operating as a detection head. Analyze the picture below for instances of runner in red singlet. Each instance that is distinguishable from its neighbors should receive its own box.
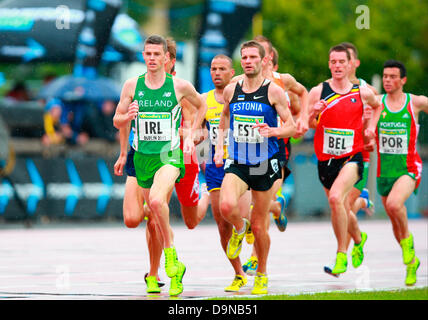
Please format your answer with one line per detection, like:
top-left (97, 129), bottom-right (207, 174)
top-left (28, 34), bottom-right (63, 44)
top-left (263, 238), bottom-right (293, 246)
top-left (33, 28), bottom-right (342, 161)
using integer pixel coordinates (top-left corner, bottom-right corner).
top-left (307, 44), bottom-right (381, 276)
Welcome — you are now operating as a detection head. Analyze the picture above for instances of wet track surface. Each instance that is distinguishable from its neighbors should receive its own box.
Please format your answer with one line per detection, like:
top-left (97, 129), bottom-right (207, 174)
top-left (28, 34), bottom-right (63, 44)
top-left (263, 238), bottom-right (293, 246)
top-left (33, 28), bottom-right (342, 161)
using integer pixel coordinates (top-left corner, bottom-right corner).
top-left (0, 219), bottom-right (426, 300)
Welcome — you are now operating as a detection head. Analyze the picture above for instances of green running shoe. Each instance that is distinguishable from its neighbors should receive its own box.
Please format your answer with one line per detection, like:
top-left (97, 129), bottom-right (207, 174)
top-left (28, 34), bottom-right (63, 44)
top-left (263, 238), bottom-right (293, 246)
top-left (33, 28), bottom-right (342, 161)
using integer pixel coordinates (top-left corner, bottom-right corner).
top-left (331, 252), bottom-right (347, 275)
top-left (251, 272), bottom-right (268, 295)
top-left (400, 233), bottom-right (415, 265)
top-left (144, 272), bottom-right (165, 287)
top-left (169, 261), bottom-right (186, 296)
top-left (164, 247), bottom-right (178, 278)
top-left (405, 256), bottom-right (420, 286)
top-left (324, 263), bottom-right (340, 278)
top-left (145, 275), bottom-right (161, 294)
top-left (226, 218), bottom-right (250, 259)
top-left (352, 232), bottom-right (367, 268)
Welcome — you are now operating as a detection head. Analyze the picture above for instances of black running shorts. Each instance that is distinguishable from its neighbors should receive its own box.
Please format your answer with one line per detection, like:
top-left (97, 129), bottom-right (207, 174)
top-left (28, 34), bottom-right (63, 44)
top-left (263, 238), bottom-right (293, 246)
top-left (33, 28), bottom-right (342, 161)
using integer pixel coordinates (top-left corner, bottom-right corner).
top-left (224, 153), bottom-right (282, 191)
top-left (317, 152), bottom-right (364, 190)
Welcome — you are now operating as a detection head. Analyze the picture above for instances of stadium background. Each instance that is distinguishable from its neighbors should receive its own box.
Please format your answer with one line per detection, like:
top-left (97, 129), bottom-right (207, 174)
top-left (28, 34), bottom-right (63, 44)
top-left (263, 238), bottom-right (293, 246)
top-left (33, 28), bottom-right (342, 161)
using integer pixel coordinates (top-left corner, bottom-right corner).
top-left (0, 0), bottom-right (427, 224)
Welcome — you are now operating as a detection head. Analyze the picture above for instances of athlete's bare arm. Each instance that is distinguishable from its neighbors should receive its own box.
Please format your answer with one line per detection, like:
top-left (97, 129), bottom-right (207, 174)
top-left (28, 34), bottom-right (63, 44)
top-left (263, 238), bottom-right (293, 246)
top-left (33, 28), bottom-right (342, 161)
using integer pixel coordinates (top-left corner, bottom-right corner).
top-left (174, 78), bottom-right (208, 153)
top-left (288, 92), bottom-right (301, 117)
top-left (412, 94), bottom-right (428, 120)
top-left (199, 92), bottom-right (210, 142)
top-left (280, 73), bottom-right (309, 137)
top-left (181, 98), bottom-right (206, 145)
top-left (113, 77), bottom-right (138, 129)
top-left (280, 73), bottom-right (306, 115)
top-left (307, 84), bottom-right (324, 129)
top-left (114, 124), bottom-right (131, 176)
top-left (230, 74), bottom-right (244, 84)
top-left (214, 82), bottom-right (234, 166)
top-left (360, 86), bottom-right (382, 139)
top-left (367, 83), bottom-right (379, 95)
top-left (361, 84), bottom-right (380, 149)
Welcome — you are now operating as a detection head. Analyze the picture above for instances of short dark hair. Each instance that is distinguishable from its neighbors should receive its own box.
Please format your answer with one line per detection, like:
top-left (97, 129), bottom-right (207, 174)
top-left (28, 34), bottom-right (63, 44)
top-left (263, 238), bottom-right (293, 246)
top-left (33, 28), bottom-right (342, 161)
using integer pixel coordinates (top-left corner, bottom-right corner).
top-left (272, 46), bottom-right (279, 67)
top-left (383, 60), bottom-right (407, 78)
top-left (340, 42), bottom-right (358, 59)
top-left (241, 40), bottom-right (265, 59)
top-left (253, 35), bottom-right (273, 54)
top-left (329, 44), bottom-right (351, 61)
top-left (166, 37), bottom-right (176, 73)
top-left (144, 35), bottom-right (167, 52)
top-left (166, 37), bottom-right (176, 59)
top-left (212, 54), bottom-right (233, 68)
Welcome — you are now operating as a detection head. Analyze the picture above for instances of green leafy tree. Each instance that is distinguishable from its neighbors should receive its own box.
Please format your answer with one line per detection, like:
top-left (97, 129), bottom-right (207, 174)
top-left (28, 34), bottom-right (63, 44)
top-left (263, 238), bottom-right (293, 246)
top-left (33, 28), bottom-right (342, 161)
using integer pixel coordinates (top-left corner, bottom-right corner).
top-left (262, 0), bottom-right (428, 96)
top-left (262, 0), bottom-right (428, 143)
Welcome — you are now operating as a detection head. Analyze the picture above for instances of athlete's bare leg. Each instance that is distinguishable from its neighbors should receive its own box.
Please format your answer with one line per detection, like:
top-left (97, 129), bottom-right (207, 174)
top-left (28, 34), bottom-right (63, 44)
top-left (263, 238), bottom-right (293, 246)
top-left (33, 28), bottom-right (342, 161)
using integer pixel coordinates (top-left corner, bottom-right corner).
top-left (268, 178), bottom-right (283, 217)
top-left (123, 176), bottom-right (145, 228)
top-left (211, 189), bottom-right (246, 276)
top-left (140, 165), bottom-right (180, 248)
top-left (344, 187), bottom-right (362, 249)
top-left (219, 173), bottom-right (250, 232)
top-left (122, 176), bottom-right (165, 280)
top-left (325, 163), bottom-right (362, 253)
top-left (180, 191), bottom-right (210, 229)
top-left (145, 208), bottom-right (163, 278)
top-left (382, 175), bottom-right (415, 243)
top-left (249, 187), bottom-right (277, 274)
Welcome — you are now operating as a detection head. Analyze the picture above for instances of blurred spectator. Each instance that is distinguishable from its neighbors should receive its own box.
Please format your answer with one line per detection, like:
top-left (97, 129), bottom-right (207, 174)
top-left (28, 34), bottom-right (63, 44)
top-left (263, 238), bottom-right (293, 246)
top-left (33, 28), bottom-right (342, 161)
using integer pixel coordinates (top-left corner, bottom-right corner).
top-left (6, 81), bottom-right (31, 101)
top-left (42, 73), bottom-right (57, 85)
top-left (57, 99), bottom-right (90, 146)
top-left (42, 98), bottom-right (65, 146)
top-left (42, 97), bottom-right (120, 146)
top-left (82, 99), bottom-right (118, 142)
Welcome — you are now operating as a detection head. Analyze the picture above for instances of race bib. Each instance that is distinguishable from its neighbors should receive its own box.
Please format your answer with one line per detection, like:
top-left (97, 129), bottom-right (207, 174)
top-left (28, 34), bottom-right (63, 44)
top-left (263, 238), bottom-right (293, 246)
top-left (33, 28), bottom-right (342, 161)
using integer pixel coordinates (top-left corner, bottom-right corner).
top-left (323, 128), bottom-right (354, 156)
top-left (233, 115), bottom-right (264, 144)
top-left (138, 112), bottom-right (171, 141)
top-left (379, 128), bottom-right (408, 154)
top-left (208, 118), bottom-right (229, 145)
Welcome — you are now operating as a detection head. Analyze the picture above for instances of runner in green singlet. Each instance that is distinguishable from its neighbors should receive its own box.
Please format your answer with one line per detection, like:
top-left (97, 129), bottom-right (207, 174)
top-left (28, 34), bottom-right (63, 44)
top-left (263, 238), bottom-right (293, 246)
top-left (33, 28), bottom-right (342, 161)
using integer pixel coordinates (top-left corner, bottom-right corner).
top-left (375, 60), bottom-right (428, 286)
top-left (113, 35), bottom-right (206, 296)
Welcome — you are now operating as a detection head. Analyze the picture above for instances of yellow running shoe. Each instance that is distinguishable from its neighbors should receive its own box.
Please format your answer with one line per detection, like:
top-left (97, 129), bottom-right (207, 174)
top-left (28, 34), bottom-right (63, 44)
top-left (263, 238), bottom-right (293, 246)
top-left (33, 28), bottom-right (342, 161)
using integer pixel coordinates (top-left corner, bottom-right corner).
top-left (224, 275), bottom-right (247, 292)
top-left (251, 272), bottom-right (268, 295)
top-left (331, 252), bottom-right (348, 275)
top-left (145, 275), bottom-right (161, 294)
top-left (400, 233), bottom-right (415, 265)
top-left (226, 218), bottom-right (250, 259)
top-left (169, 261), bottom-right (186, 296)
top-left (164, 247), bottom-right (178, 278)
top-left (405, 256), bottom-right (420, 286)
top-left (352, 232), bottom-right (367, 268)
top-left (245, 226), bottom-right (255, 244)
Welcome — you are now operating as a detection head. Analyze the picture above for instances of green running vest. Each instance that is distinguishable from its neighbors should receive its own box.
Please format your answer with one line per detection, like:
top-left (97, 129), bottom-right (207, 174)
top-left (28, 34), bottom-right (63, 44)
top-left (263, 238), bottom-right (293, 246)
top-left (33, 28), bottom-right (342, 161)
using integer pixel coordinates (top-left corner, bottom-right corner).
top-left (376, 93), bottom-right (419, 178)
top-left (132, 73), bottom-right (181, 155)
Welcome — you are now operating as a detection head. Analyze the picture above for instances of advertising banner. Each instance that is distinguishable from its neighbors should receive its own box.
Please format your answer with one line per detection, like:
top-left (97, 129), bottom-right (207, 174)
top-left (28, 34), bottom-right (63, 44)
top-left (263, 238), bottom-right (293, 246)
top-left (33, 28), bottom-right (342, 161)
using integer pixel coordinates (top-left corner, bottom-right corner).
top-left (195, 0), bottom-right (261, 92)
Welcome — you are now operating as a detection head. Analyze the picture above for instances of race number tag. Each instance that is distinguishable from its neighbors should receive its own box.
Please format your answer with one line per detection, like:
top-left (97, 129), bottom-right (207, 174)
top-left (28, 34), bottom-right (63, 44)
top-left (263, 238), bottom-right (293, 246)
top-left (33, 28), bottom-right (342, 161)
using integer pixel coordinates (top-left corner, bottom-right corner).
top-left (379, 128), bottom-right (408, 154)
top-left (138, 112), bottom-right (171, 141)
top-left (208, 118), bottom-right (229, 145)
top-left (233, 115), bottom-right (264, 143)
top-left (323, 128), bottom-right (354, 156)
